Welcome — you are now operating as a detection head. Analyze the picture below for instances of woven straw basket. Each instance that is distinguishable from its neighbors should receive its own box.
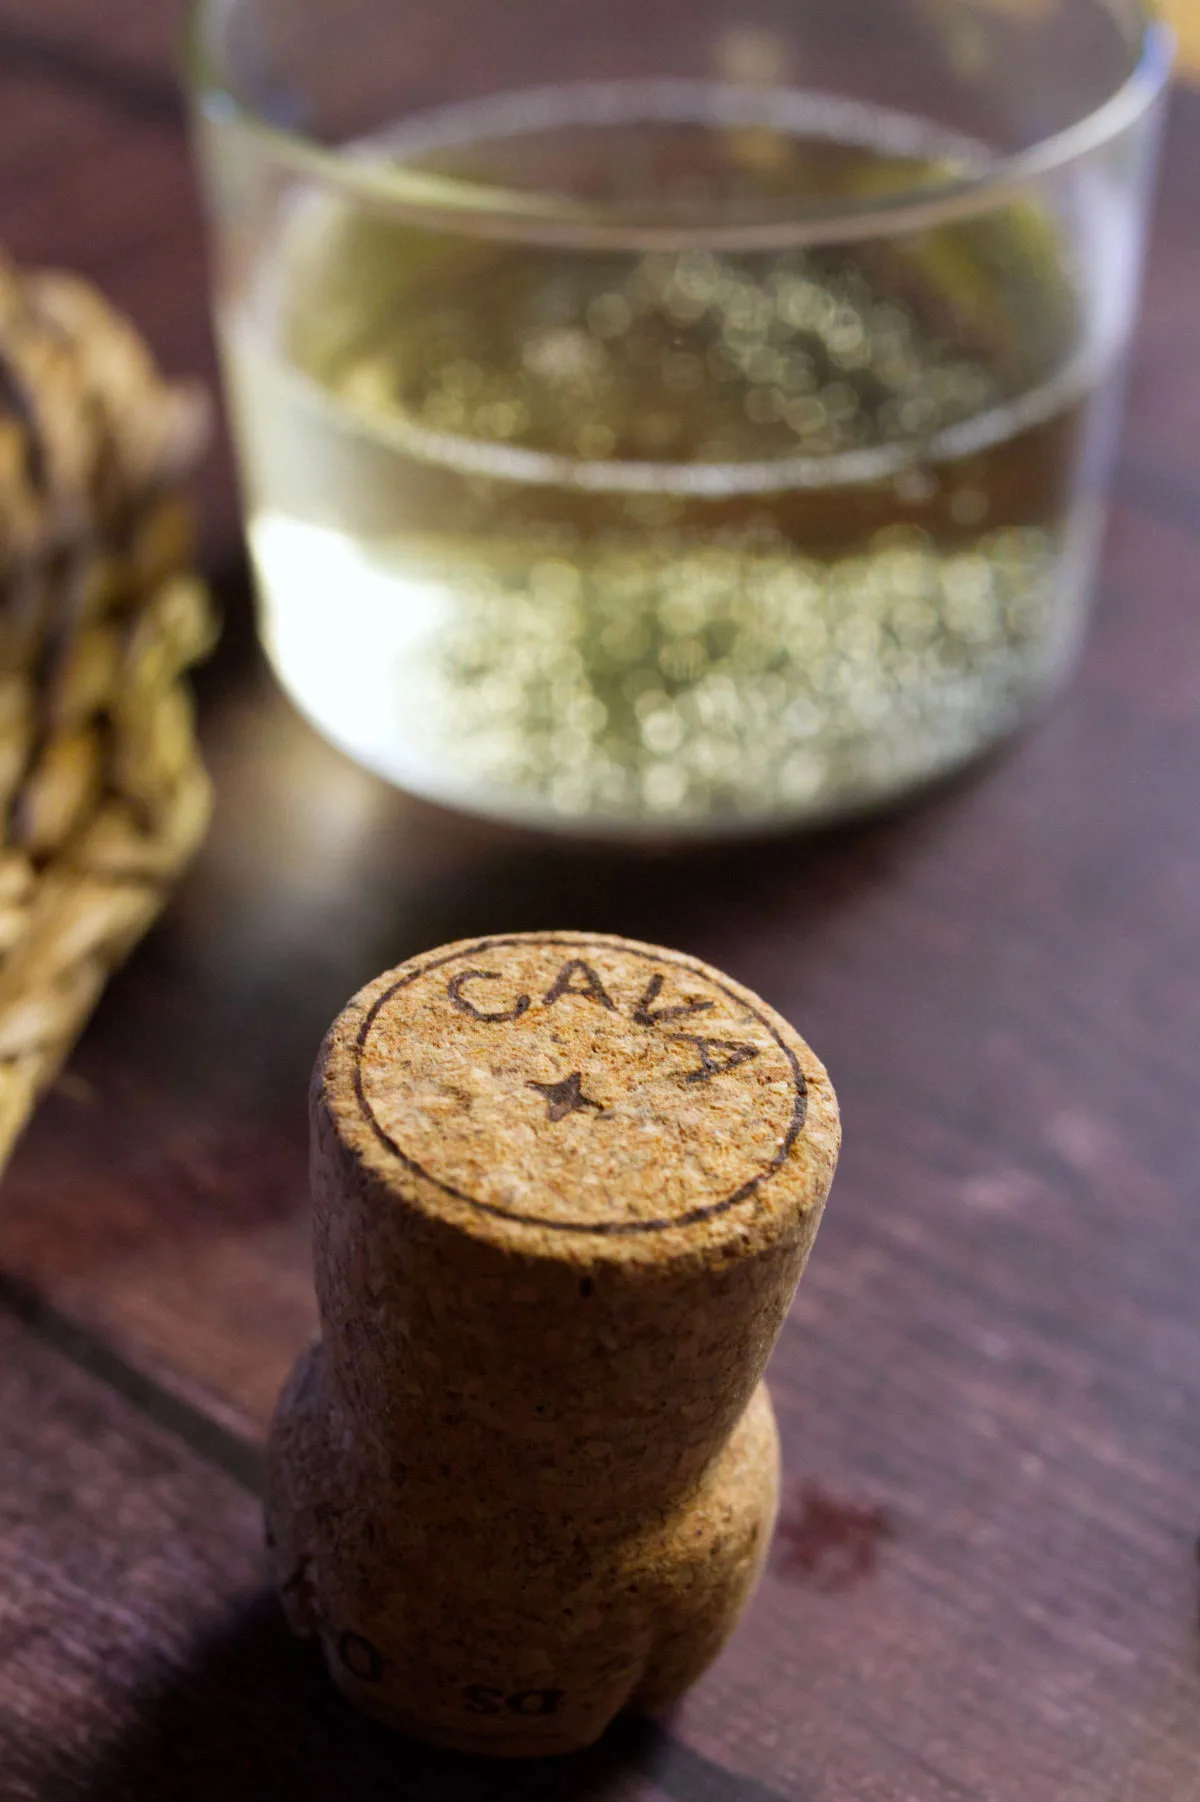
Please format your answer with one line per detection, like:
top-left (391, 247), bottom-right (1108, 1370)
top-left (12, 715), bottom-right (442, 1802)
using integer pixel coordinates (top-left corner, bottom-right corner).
top-left (0, 252), bottom-right (216, 1169)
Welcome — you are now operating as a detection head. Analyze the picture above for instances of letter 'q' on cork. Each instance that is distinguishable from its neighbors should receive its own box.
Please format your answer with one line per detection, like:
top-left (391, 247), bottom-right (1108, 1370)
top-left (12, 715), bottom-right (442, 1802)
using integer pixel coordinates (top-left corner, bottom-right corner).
top-left (267, 931), bottom-right (839, 1757)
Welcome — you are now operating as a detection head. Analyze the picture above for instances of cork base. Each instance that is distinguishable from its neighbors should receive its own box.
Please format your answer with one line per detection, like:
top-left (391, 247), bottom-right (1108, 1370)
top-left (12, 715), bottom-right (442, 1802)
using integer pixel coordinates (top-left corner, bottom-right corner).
top-left (269, 935), bottom-right (839, 1757)
top-left (267, 1346), bottom-right (780, 1758)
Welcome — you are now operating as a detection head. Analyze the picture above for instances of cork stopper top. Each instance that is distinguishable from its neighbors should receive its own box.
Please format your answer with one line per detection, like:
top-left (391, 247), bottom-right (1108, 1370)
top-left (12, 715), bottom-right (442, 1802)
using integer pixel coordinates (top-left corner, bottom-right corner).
top-left (324, 932), bottom-right (838, 1259)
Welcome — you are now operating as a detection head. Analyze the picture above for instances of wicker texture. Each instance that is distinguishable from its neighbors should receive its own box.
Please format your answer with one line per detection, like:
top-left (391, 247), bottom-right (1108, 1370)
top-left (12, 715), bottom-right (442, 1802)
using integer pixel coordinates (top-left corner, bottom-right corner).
top-left (0, 252), bottom-right (215, 1167)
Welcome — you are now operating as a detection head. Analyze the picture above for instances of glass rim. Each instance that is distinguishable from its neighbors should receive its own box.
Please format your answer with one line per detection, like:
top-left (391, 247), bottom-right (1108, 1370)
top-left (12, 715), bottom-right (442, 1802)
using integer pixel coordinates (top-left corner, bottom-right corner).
top-left (186, 0), bottom-right (1174, 250)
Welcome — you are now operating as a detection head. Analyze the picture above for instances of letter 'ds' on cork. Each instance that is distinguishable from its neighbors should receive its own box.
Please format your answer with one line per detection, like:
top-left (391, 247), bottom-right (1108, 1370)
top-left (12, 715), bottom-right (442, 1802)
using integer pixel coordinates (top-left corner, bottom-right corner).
top-left (267, 932), bottom-right (840, 1756)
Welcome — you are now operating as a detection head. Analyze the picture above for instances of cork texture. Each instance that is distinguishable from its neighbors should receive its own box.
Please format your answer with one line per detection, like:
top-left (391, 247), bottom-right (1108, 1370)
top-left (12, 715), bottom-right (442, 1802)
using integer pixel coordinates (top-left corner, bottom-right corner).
top-left (268, 932), bottom-right (840, 1756)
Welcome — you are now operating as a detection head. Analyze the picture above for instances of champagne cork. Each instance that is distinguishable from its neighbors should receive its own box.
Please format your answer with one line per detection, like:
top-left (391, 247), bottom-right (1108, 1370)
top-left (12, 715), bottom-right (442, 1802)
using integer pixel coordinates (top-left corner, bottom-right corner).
top-left (268, 931), bottom-right (839, 1756)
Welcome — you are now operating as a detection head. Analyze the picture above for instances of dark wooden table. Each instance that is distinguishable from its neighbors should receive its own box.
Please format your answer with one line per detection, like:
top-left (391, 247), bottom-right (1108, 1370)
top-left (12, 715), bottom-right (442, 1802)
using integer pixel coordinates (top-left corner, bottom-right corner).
top-left (2, 9), bottom-right (1200, 1799)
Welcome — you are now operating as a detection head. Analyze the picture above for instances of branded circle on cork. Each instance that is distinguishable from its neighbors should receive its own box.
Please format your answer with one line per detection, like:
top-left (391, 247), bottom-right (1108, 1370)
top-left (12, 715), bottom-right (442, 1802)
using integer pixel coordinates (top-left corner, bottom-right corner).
top-left (268, 932), bottom-right (840, 1757)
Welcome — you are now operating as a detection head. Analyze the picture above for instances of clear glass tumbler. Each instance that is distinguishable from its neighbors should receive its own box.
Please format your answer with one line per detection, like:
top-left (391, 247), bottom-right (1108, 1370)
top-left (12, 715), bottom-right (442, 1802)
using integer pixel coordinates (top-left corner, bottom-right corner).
top-left (189, 0), bottom-right (1171, 838)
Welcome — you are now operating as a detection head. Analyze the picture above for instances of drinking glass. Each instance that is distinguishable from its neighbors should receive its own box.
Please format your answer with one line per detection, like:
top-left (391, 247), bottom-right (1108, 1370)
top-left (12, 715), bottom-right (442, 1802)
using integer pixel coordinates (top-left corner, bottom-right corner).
top-left (189, 0), bottom-right (1171, 837)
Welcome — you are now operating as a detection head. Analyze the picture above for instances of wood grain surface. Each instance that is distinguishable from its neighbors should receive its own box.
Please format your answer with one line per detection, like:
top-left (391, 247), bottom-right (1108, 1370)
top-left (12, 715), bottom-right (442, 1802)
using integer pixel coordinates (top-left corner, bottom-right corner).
top-left (1, 6), bottom-right (1199, 1799)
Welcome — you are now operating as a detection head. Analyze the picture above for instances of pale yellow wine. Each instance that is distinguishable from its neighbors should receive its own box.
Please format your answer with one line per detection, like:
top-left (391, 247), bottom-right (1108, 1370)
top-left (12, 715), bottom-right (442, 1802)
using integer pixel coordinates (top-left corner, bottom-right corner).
top-left (222, 83), bottom-right (1114, 832)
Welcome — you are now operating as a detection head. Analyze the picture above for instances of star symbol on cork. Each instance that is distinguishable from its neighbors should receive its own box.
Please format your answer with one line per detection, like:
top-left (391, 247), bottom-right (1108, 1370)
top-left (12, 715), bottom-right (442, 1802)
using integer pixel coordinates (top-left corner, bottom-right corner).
top-left (526, 1070), bottom-right (606, 1123)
